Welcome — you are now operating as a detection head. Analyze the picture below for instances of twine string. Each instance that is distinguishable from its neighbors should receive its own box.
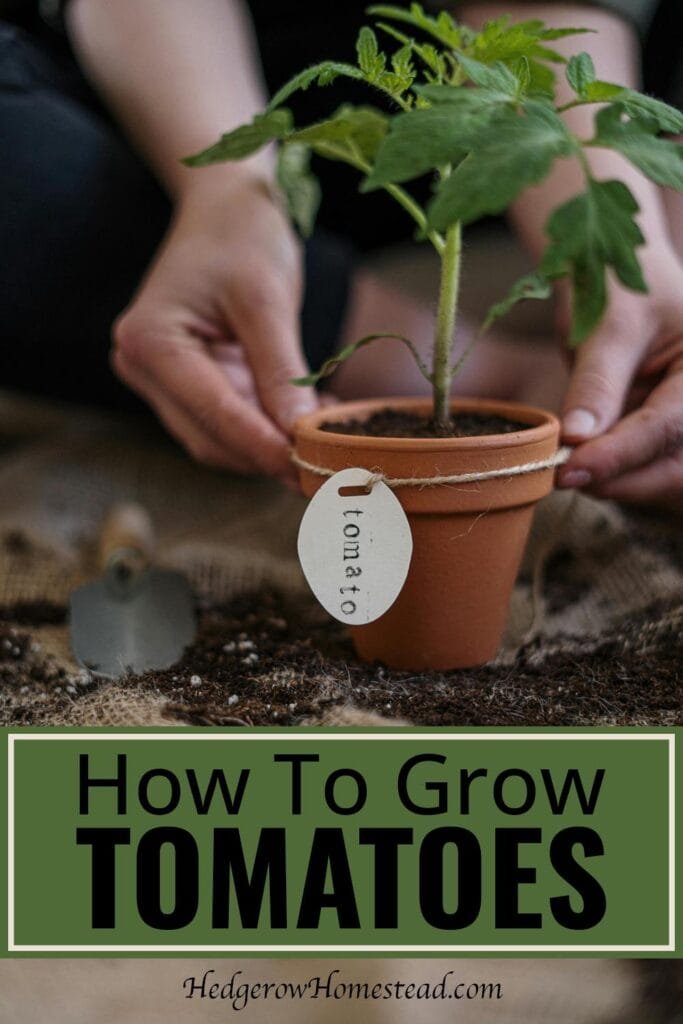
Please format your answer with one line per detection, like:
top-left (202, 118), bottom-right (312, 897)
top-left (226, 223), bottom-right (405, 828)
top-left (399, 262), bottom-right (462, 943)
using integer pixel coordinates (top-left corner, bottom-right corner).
top-left (291, 446), bottom-right (572, 490)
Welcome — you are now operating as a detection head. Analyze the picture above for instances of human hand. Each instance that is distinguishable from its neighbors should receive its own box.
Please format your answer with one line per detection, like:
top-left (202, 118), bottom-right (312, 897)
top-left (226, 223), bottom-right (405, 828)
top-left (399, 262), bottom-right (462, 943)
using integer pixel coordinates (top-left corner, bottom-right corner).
top-left (557, 251), bottom-right (683, 511)
top-left (112, 172), bottom-right (318, 486)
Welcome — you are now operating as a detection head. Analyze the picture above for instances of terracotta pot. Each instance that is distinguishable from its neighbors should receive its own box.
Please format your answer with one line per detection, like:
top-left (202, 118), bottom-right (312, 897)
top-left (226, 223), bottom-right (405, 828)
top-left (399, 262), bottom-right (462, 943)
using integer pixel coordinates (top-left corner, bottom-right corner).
top-left (294, 396), bottom-right (560, 671)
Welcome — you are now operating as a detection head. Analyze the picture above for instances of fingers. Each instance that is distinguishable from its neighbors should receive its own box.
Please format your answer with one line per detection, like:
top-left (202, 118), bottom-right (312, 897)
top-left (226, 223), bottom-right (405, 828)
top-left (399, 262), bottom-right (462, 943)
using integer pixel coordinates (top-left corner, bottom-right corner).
top-left (108, 179), bottom-right (318, 484)
top-left (225, 268), bottom-right (318, 434)
top-left (558, 358), bottom-right (683, 499)
top-left (114, 346), bottom-right (252, 474)
top-left (587, 450), bottom-right (683, 511)
top-left (113, 319), bottom-right (298, 484)
top-left (209, 341), bottom-right (259, 403)
top-left (561, 319), bottom-right (646, 444)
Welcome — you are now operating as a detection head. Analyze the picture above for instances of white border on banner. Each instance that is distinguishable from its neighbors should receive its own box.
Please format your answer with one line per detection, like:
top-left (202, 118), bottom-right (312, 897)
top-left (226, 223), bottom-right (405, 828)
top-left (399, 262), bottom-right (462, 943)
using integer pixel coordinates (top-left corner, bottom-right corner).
top-left (6, 732), bottom-right (676, 953)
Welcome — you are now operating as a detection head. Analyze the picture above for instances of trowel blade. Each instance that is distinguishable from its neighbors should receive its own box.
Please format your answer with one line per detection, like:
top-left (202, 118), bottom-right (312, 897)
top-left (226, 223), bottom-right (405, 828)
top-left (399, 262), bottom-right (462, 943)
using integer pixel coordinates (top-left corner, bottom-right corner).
top-left (69, 568), bottom-right (196, 679)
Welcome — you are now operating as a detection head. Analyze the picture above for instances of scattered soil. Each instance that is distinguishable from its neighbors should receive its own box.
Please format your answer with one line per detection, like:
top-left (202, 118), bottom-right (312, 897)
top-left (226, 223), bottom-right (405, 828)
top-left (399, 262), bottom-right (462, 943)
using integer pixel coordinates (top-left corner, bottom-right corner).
top-left (0, 619), bottom-right (97, 726)
top-left (629, 961), bottom-right (683, 1023)
top-left (1, 589), bottom-right (680, 728)
top-left (0, 601), bottom-right (67, 625)
top-left (1, 596), bottom-right (679, 1016)
top-left (321, 408), bottom-right (530, 439)
top-left (2, 530), bottom-right (33, 556)
top-left (624, 506), bottom-right (683, 565)
top-left (542, 546), bottom-right (593, 614)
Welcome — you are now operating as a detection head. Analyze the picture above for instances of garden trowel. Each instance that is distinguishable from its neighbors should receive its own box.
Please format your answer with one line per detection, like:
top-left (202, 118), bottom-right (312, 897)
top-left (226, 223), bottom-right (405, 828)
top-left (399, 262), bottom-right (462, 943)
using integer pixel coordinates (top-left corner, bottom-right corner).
top-left (69, 503), bottom-right (196, 679)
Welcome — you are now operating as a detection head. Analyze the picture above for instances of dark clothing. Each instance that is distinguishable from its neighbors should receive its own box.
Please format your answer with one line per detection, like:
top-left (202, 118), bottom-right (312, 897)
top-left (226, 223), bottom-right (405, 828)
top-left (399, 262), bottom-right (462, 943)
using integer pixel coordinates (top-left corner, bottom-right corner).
top-left (643, 0), bottom-right (683, 113)
top-left (0, 1), bottom-right (681, 412)
top-left (0, 16), bottom-right (354, 411)
top-left (0, 22), bottom-right (170, 410)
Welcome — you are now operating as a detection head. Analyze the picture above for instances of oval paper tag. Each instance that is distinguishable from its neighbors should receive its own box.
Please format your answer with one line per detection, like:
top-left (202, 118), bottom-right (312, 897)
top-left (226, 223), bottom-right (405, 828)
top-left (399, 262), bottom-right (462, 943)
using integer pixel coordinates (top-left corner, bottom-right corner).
top-left (297, 467), bottom-right (413, 625)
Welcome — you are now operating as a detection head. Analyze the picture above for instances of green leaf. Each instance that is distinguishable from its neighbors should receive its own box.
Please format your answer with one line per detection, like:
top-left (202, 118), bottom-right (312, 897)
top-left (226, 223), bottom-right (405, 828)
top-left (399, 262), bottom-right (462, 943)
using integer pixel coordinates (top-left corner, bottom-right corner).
top-left (591, 105), bottom-right (683, 190)
top-left (529, 45), bottom-right (567, 66)
top-left (526, 58), bottom-right (556, 98)
top-left (292, 332), bottom-right (431, 386)
top-left (471, 17), bottom-right (564, 66)
top-left (392, 43), bottom-right (414, 76)
top-left (427, 103), bottom-right (574, 229)
top-left (376, 23), bottom-right (447, 80)
top-left (482, 272), bottom-right (552, 331)
top-left (276, 144), bottom-right (320, 237)
top-left (356, 27), bottom-right (386, 79)
top-left (266, 62), bottom-right (363, 112)
top-left (357, 26), bottom-right (378, 70)
top-left (363, 108), bottom-right (463, 189)
top-left (455, 53), bottom-right (518, 96)
top-left (374, 21), bottom-right (411, 47)
top-left (377, 70), bottom-right (414, 98)
top-left (364, 88), bottom-right (516, 190)
top-left (513, 19), bottom-right (545, 33)
top-left (414, 82), bottom-right (513, 107)
top-left (566, 52), bottom-right (596, 98)
top-left (569, 254), bottom-right (607, 343)
top-left (618, 90), bottom-right (683, 134)
top-left (367, 4), bottom-right (461, 49)
top-left (540, 180), bottom-right (647, 344)
top-left (508, 19), bottom-right (591, 42)
top-left (584, 80), bottom-right (625, 103)
top-left (292, 105), bottom-right (388, 165)
top-left (514, 56), bottom-right (532, 96)
top-left (436, 10), bottom-right (460, 46)
top-left (353, 27), bottom-right (416, 103)
top-left (538, 26), bottom-right (594, 41)
top-left (182, 110), bottom-right (292, 166)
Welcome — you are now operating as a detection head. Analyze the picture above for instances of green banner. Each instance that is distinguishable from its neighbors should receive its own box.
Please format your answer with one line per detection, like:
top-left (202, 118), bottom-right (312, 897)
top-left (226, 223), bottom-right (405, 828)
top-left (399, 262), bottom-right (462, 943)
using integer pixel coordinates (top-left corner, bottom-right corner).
top-left (2, 728), bottom-right (678, 956)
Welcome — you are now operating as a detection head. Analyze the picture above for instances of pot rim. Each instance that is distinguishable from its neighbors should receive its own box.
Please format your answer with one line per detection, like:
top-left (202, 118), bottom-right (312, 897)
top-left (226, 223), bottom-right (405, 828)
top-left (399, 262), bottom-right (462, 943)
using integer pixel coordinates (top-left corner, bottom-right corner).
top-left (294, 395), bottom-right (560, 453)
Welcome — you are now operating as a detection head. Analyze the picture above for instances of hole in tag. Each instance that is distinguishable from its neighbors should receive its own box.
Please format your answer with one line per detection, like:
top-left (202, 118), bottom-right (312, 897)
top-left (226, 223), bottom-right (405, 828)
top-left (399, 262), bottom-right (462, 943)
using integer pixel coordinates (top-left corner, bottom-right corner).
top-left (298, 466), bottom-right (413, 625)
top-left (338, 485), bottom-right (372, 497)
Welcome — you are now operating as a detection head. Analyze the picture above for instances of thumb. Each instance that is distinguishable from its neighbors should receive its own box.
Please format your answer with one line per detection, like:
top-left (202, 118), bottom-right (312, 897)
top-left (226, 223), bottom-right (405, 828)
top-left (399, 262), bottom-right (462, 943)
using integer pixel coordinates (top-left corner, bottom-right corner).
top-left (561, 322), bottom-right (643, 444)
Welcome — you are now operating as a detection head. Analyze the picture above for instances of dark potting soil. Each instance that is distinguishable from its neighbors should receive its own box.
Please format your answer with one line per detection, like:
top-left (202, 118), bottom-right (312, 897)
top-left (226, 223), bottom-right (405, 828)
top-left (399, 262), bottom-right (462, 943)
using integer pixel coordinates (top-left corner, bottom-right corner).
top-left (2, 599), bottom-right (678, 1021)
top-left (629, 961), bottom-right (683, 1023)
top-left (321, 408), bottom-right (530, 439)
top-left (1, 589), bottom-right (680, 728)
top-left (0, 600), bottom-right (67, 625)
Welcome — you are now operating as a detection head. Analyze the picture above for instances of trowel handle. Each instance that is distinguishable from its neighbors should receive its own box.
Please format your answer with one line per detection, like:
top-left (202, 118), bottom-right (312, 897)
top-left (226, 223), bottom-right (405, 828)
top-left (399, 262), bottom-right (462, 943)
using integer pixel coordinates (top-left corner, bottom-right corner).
top-left (99, 503), bottom-right (155, 577)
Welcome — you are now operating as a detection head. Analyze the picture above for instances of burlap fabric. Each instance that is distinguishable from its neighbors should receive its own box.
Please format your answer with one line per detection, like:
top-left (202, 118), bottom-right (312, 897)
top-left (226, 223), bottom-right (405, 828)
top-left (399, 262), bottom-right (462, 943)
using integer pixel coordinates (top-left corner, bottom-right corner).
top-left (0, 400), bottom-right (680, 728)
top-left (0, 400), bottom-right (681, 1020)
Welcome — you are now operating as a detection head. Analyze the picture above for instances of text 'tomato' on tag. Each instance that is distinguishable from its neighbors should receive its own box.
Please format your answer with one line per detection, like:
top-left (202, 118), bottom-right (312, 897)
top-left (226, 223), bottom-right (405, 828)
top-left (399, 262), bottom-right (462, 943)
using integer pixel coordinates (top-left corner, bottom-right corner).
top-left (297, 467), bottom-right (413, 626)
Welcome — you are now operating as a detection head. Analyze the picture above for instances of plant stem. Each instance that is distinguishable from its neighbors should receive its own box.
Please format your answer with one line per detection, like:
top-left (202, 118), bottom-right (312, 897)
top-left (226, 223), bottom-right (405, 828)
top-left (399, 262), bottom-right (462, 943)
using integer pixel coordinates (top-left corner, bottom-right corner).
top-left (432, 220), bottom-right (461, 428)
top-left (575, 145), bottom-right (595, 180)
top-left (345, 141), bottom-right (445, 255)
top-left (556, 99), bottom-right (589, 113)
top-left (385, 184), bottom-right (445, 255)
